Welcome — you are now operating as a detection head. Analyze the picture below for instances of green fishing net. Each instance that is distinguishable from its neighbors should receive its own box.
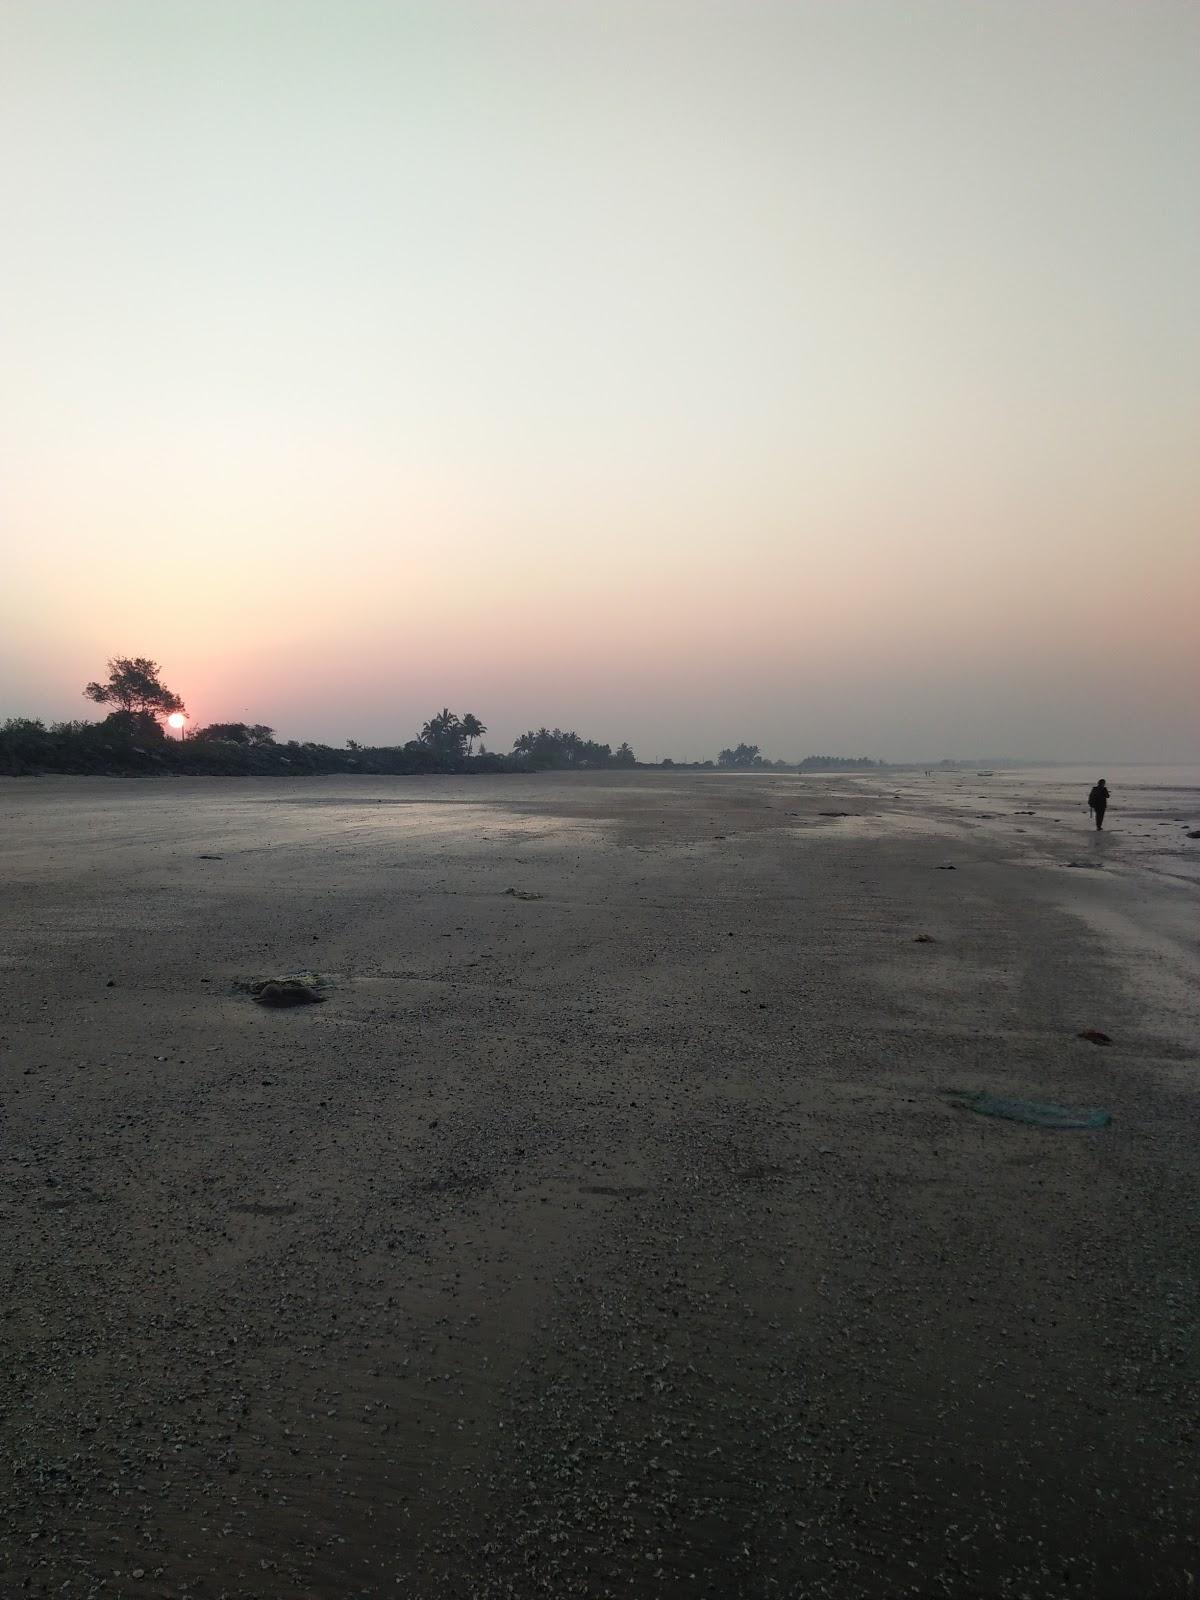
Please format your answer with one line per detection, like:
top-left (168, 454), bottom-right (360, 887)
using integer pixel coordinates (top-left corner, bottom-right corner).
top-left (948, 1091), bottom-right (1111, 1130)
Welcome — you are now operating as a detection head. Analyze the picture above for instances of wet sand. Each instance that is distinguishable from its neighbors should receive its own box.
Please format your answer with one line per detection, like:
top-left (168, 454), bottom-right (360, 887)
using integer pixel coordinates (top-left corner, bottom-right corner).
top-left (2, 770), bottom-right (1198, 1598)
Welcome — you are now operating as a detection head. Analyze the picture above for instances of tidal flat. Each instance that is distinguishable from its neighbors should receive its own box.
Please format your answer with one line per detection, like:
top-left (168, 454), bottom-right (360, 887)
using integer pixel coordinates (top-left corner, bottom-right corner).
top-left (2, 770), bottom-right (1198, 1598)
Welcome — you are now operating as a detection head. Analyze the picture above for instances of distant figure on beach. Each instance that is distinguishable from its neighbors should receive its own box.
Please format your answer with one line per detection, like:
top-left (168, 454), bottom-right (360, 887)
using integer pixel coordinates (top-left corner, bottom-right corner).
top-left (1087, 779), bottom-right (1110, 830)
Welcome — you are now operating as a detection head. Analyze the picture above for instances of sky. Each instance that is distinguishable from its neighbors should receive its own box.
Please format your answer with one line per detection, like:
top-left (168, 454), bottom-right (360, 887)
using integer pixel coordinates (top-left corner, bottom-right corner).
top-left (1, 1), bottom-right (1197, 762)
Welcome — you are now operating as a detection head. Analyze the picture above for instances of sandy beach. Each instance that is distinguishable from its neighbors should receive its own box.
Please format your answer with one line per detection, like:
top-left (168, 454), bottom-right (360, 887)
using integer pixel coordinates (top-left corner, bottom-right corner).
top-left (2, 769), bottom-right (1198, 1599)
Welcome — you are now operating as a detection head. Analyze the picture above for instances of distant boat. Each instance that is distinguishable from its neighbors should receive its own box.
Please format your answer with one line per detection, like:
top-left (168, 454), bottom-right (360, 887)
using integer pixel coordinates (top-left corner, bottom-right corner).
top-left (976, 770), bottom-right (994, 776)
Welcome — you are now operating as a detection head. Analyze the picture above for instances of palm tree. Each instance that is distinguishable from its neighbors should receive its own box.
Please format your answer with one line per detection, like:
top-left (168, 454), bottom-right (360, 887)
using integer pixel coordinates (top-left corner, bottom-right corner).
top-left (460, 713), bottom-right (486, 756)
top-left (419, 708), bottom-right (464, 757)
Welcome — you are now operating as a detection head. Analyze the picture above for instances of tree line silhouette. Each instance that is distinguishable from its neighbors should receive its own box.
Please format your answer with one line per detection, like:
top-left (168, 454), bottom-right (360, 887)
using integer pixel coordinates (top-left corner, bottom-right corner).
top-left (0, 657), bottom-right (640, 776)
top-left (1, 656), bottom-right (883, 777)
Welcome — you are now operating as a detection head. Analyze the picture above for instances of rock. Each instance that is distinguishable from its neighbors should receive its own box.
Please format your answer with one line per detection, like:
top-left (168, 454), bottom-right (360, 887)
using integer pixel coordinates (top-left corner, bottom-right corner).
top-left (1077, 1029), bottom-right (1113, 1046)
top-left (236, 971), bottom-right (327, 1006)
top-left (913, 934), bottom-right (936, 943)
top-left (1187, 830), bottom-right (1200, 840)
top-left (252, 980), bottom-right (324, 1007)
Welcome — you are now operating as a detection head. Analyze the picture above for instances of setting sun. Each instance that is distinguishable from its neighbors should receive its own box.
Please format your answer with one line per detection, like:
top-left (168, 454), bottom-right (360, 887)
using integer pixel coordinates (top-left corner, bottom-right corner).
top-left (167, 713), bottom-right (186, 730)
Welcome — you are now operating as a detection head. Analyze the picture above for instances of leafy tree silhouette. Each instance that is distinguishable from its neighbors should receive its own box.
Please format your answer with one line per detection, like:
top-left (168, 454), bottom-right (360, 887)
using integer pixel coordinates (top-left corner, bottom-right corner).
top-left (84, 657), bottom-right (185, 736)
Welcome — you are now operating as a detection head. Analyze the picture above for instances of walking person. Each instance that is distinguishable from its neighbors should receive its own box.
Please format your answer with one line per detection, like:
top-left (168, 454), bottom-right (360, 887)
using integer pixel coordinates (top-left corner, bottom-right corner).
top-left (1087, 778), bottom-right (1110, 831)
